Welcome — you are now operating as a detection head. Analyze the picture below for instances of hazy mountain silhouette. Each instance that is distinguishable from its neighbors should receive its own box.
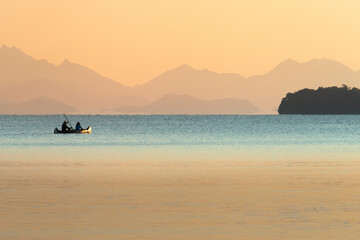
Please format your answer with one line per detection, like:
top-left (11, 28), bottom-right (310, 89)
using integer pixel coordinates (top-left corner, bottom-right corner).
top-left (245, 58), bottom-right (359, 112)
top-left (130, 59), bottom-right (360, 113)
top-left (1, 45), bottom-right (360, 114)
top-left (0, 45), bottom-right (56, 85)
top-left (0, 97), bottom-right (76, 114)
top-left (114, 94), bottom-right (259, 114)
top-left (0, 45), bottom-right (146, 113)
top-left (132, 64), bottom-right (248, 101)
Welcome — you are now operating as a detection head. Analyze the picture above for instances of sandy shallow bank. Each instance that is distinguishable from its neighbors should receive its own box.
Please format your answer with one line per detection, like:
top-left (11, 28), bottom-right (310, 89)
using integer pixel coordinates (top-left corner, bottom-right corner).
top-left (1, 155), bottom-right (360, 240)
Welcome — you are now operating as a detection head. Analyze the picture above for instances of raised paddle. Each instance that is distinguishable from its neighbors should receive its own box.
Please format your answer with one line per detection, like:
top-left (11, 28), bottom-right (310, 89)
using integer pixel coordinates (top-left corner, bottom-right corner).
top-left (63, 113), bottom-right (73, 130)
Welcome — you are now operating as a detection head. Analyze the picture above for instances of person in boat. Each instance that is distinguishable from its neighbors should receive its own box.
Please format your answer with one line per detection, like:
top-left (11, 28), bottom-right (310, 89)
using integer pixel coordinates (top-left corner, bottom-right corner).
top-left (75, 122), bottom-right (83, 131)
top-left (62, 121), bottom-right (71, 132)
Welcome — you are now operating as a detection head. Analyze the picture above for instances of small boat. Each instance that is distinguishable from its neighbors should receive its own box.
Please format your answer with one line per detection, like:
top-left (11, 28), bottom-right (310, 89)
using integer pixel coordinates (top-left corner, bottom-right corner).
top-left (54, 126), bottom-right (92, 134)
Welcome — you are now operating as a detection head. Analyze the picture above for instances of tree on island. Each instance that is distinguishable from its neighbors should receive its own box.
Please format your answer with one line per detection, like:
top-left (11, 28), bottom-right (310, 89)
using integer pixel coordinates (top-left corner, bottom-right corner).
top-left (278, 85), bottom-right (360, 114)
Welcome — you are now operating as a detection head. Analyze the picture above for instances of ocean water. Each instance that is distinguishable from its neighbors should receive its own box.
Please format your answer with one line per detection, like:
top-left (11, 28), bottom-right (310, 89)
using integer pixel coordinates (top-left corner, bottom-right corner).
top-left (1, 115), bottom-right (360, 160)
top-left (1, 115), bottom-right (360, 239)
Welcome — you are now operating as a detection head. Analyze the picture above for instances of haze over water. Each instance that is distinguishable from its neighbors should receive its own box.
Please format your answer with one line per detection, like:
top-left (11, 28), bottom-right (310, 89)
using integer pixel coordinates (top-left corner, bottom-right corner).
top-left (1, 115), bottom-right (360, 239)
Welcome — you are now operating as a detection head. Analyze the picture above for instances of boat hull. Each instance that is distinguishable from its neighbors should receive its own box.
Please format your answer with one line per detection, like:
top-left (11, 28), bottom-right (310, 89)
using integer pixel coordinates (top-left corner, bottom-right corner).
top-left (54, 127), bottom-right (92, 134)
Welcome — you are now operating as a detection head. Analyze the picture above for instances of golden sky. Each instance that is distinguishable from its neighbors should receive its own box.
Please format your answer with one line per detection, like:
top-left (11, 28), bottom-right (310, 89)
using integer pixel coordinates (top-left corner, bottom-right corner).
top-left (1, 0), bottom-right (360, 86)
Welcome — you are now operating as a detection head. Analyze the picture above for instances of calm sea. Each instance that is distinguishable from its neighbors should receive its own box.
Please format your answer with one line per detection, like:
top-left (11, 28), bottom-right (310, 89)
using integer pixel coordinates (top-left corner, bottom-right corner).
top-left (2, 115), bottom-right (360, 240)
top-left (1, 115), bottom-right (360, 160)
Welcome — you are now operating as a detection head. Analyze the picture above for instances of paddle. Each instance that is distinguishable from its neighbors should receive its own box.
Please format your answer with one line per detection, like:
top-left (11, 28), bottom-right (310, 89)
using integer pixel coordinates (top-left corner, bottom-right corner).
top-left (63, 113), bottom-right (74, 130)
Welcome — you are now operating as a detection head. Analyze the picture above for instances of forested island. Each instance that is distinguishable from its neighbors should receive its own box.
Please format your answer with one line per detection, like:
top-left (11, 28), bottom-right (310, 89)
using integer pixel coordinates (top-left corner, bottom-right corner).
top-left (278, 85), bottom-right (360, 114)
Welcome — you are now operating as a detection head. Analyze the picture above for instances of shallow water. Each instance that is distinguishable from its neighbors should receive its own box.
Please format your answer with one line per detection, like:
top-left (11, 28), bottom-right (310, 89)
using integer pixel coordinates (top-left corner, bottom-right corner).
top-left (1, 115), bottom-right (360, 239)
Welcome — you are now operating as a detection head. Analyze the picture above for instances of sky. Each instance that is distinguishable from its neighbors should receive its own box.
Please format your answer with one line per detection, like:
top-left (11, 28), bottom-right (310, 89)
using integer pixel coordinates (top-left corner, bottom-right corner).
top-left (1, 0), bottom-right (360, 86)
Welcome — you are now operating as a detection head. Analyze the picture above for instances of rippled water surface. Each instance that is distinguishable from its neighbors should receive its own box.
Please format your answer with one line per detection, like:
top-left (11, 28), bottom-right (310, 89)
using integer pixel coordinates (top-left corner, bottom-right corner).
top-left (1, 115), bottom-right (360, 158)
top-left (1, 115), bottom-right (360, 240)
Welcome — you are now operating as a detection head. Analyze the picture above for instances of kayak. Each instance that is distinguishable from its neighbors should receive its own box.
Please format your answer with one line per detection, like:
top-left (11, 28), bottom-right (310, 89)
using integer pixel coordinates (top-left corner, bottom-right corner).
top-left (54, 126), bottom-right (92, 134)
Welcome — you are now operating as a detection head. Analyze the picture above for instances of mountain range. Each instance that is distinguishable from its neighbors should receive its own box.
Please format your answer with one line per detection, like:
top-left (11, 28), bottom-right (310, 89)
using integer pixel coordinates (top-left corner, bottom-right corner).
top-left (115, 94), bottom-right (259, 114)
top-left (0, 97), bottom-right (76, 115)
top-left (1, 45), bottom-right (360, 114)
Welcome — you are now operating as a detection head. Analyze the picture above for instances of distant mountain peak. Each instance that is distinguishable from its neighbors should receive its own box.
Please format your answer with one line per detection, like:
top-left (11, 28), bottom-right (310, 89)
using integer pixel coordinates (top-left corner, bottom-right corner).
top-left (259, 58), bottom-right (301, 76)
top-left (1, 44), bottom-right (15, 50)
top-left (60, 58), bottom-right (71, 66)
top-left (302, 58), bottom-right (354, 72)
top-left (0, 44), bottom-right (28, 56)
top-left (58, 58), bottom-right (86, 70)
top-left (0, 96), bottom-right (77, 114)
top-left (173, 64), bottom-right (196, 71)
top-left (277, 58), bottom-right (301, 67)
top-left (149, 64), bottom-right (198, 81)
